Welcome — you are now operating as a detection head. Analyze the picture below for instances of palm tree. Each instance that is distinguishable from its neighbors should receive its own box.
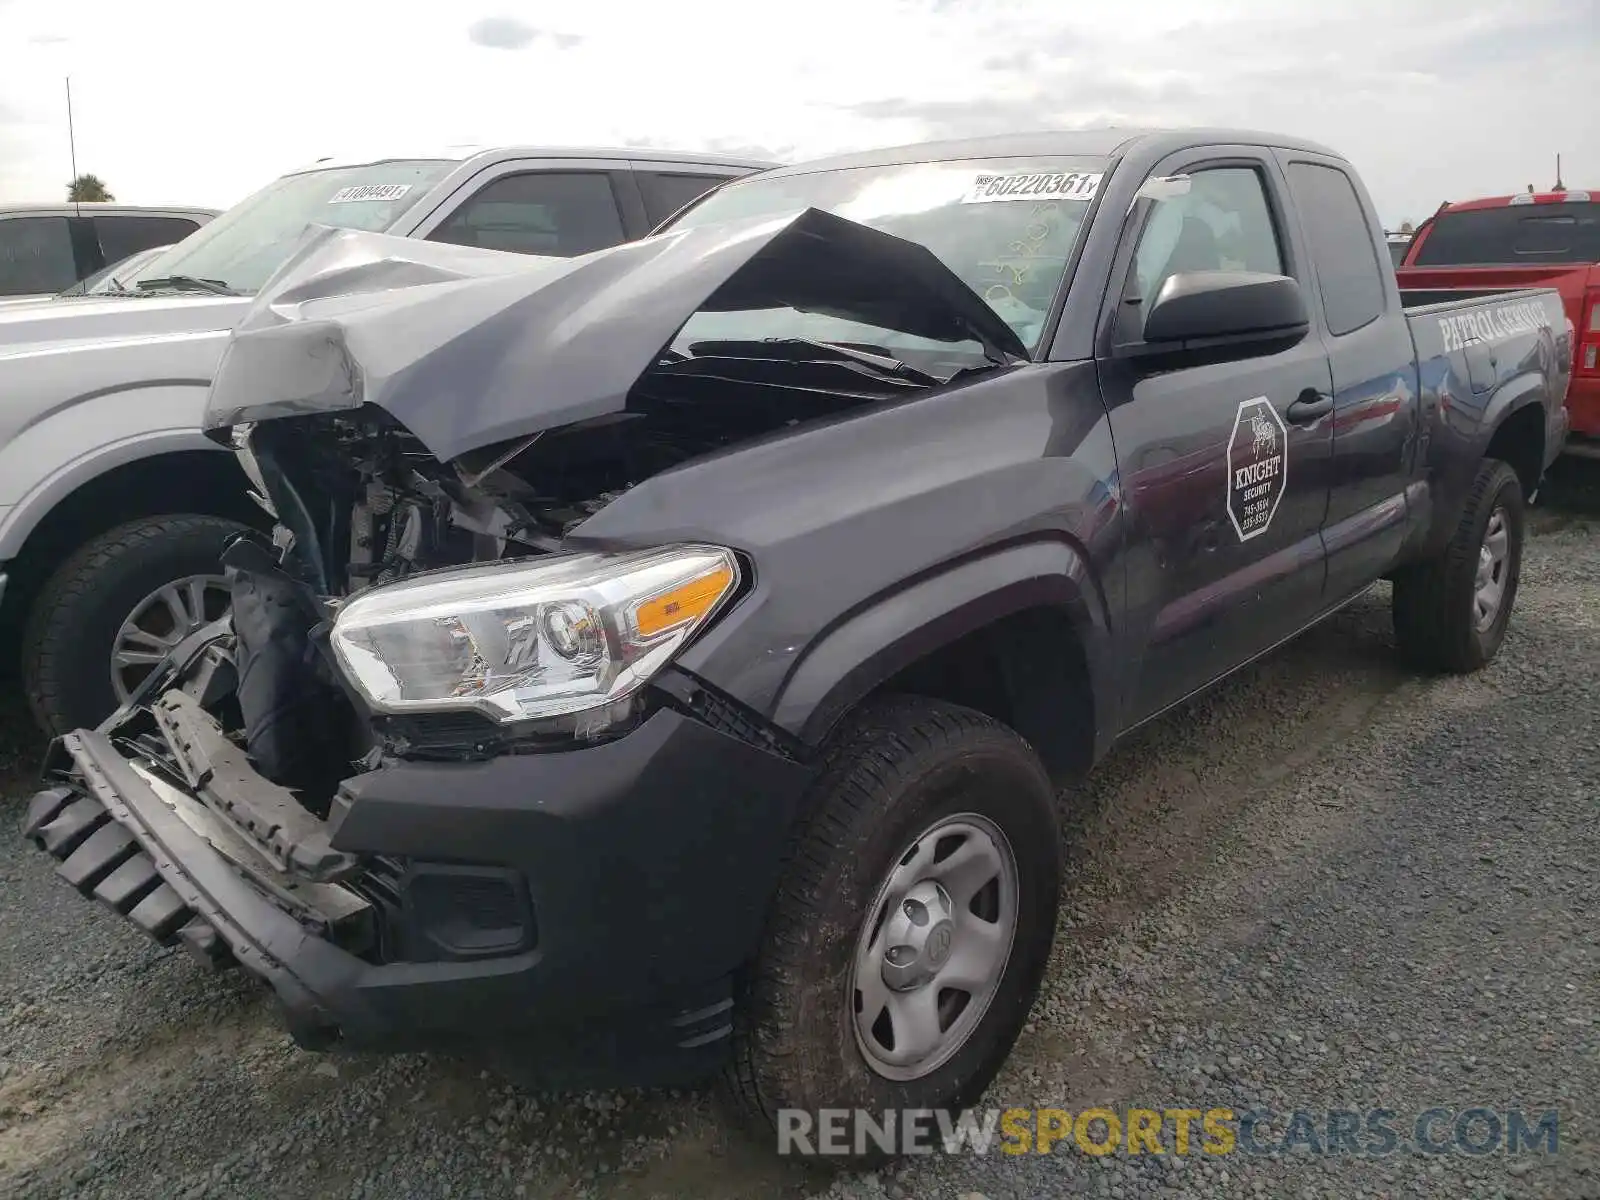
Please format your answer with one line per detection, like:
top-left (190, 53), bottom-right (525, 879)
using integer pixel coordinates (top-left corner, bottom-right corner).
top-left (67, 174), bottom-right (114, 202)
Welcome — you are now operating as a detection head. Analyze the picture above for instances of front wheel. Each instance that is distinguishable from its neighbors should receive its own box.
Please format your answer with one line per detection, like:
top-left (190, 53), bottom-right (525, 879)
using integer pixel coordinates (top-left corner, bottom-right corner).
top-left (725, 695), bottom-right (1061, 1157)
top-left (21, 514), bottom-right (249, 734)
top-left (1392, 458), bottom-right (1524, 673)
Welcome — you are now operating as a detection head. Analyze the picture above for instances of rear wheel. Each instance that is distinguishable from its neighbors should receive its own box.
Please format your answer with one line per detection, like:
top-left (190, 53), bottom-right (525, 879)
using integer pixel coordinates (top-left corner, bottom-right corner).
top-left (725, 695), bottom-right (1061, 1158)
top-left (1392, 458), bottom-right (1524, 673)
top-left (21, 514), bottom-right (247, 734)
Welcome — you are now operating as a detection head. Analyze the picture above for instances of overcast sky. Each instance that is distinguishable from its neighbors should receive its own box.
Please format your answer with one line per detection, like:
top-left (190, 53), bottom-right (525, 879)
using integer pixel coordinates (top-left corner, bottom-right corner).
top-left (2, 0), bottom-right (1595, 227)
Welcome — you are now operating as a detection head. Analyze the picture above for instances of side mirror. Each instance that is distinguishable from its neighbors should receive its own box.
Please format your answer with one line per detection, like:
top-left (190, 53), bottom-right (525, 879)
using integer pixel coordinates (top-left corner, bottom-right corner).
top-left (1125, 271), bottom-right (1309, 362)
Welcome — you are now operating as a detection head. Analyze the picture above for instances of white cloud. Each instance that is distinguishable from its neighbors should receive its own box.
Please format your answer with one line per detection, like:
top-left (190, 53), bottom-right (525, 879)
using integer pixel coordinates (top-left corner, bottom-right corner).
top-left (466, 16), bottom-right (582, 50)
top-left (0, 0), bottom-right (1594, 225)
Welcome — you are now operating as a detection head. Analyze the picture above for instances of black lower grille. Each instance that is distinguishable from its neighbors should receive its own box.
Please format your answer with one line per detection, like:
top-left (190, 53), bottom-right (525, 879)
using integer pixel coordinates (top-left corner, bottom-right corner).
top-left (349, 856), bottom-right (535, 963)
top-left (23, 784), bottom-right (219, 954)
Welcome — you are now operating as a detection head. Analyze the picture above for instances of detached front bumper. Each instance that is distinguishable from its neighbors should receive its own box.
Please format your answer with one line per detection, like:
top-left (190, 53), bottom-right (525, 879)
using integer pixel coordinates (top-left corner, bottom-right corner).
top-left (24, 691), bottom-right (816, 1085)
top-left (26, 728), bottom-right (365, 1042)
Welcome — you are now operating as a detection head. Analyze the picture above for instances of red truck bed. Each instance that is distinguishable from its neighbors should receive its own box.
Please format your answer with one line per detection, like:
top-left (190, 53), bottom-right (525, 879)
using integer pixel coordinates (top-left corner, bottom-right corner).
top-left (1396, 191), bottom-right (1600, 452)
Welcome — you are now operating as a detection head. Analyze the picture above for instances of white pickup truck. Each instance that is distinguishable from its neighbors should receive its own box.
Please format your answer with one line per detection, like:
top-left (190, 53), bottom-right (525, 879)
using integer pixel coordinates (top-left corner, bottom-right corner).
top-left (0, 145), bottom-right (775, 733)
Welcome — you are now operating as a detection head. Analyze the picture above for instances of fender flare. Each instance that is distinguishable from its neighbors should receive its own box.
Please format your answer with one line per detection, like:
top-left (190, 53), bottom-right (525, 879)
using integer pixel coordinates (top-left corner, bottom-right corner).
top-left (1415, 376), bottom-right (1551, 563)
top-left (1473, 372), bottom-right (1556, 499)
top-left (1478, 375), bottom-right (1551, 457)
top-left (770, 537), bottom-right (1117, 757)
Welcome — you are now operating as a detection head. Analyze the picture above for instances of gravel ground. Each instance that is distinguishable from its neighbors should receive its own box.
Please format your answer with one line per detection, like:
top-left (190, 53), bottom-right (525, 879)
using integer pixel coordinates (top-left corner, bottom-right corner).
top-left (1, 463), bottom-right (1596, 1200)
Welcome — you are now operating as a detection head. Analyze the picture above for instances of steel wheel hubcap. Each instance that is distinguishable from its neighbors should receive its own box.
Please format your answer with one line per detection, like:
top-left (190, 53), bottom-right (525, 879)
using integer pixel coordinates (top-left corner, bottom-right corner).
top-left (850, 813), bottom-right (1019, 1081)
top-left (111, 574), bottom-right (231, 702)
top-left (1473, 508), bottom-right (1509, 633)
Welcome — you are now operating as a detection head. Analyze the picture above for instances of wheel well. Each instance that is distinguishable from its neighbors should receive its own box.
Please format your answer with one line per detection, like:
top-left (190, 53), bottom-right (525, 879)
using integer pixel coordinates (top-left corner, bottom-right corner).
top-left (1486, 403), bottom-right (1545, 497)
top-left (871, 605), bottom-right (1094, 782)
top-left (0, 451), bottom-right (264, 651)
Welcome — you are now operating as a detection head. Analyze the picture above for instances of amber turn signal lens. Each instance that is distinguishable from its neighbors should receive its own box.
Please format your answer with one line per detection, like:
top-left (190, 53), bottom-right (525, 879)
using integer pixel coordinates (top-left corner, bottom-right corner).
top-left (632, 564), bottom-right (736, 639)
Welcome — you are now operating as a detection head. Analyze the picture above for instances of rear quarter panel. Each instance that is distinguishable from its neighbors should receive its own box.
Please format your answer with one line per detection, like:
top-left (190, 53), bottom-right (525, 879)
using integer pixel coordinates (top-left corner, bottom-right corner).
top-left (1403, 289), bottom-right (1570, 553)
top-left (1397, 264), bottom-right (1594, 438)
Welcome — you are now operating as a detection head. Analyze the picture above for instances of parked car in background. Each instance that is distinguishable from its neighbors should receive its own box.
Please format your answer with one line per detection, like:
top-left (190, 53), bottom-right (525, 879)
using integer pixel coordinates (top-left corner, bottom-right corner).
top-left (1385, 231), bottom-right (1412, 267)
top-left (0, 204), bottom-right (218, 301)
top-left (1397, 188), bottom-right (1596, 454)
top-left (22, 128), bottom-right (1569, 1145)
top-left (55, 244), bottom-right (174, 298)
top-left (0, 146), bottom-right (777, 735)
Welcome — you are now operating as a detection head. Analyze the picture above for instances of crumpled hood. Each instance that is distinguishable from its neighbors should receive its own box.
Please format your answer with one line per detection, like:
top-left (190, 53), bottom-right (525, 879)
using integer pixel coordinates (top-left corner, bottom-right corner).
top-left (203, 209), bottom-right (1031, 462)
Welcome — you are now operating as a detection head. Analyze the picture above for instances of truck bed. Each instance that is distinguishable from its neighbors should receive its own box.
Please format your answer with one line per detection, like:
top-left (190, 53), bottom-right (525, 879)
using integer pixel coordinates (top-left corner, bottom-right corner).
top-left (1398, 284), bottom-right (1563, 314)
top-left (1398, 264), bottom-right (1591, 309)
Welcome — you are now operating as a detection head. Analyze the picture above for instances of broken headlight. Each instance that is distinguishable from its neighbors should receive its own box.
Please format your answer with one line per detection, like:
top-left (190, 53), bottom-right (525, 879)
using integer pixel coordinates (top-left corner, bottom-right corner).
top-left (329, 545), bottom-right (739, 726)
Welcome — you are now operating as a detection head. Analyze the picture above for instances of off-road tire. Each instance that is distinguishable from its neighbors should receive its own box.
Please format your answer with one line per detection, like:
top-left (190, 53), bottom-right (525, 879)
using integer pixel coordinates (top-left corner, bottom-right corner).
top-left (724, 694), bottom-right (1061, 1159)
top-left (21, 514), bottom-right (249, 735)
top-left (1392, 458), bottom-right (1524, 673)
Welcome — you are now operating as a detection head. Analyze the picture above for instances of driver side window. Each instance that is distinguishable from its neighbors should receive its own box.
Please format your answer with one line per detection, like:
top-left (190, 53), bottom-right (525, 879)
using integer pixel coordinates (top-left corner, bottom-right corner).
top-left (429, 171), bottom-right (626, 258)
top-left (1131, 167), bottom-right (1285, 304)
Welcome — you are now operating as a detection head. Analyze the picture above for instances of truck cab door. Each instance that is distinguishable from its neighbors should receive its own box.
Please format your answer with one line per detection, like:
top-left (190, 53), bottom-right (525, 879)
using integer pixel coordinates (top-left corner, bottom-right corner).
top-left (1097, 154), bottom-right (1336, 724)
top-left (1277, 154), bottom-right (1421, 601)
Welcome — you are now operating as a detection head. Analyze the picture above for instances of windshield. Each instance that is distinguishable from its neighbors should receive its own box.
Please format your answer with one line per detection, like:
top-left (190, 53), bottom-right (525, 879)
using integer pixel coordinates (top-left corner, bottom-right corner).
top-left (122, 159), bottom-right (456, 294)
top-left (663, 155), bottom-right (1109, 356)
top-left (1411, 201), bottom-right (1600, 266)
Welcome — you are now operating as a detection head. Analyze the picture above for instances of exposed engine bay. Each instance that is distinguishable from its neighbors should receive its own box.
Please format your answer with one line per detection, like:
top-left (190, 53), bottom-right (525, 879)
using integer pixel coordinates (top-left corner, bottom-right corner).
top-left (239, 335), bottom-right (976, 594)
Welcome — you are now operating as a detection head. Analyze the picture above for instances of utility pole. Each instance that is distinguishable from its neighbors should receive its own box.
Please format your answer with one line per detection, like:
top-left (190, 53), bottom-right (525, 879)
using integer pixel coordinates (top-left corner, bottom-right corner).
top-left (1553, 154), bottom-right (1565, 193)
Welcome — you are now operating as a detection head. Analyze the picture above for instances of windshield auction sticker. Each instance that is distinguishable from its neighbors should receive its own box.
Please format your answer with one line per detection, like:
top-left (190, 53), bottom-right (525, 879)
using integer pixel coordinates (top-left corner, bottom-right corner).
top-left (1227, 397), bottom-right (1288, 541)
top-left (328, 183), bottom-right (413, 204)
top-left (963, 171), bottom-right (1104, 204)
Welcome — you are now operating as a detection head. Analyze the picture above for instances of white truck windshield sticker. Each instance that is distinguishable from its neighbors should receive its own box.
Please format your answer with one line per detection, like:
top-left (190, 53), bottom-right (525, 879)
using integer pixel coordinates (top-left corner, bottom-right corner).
top-left (963, 171), bottom-right (1103, 205)
top-left (328, 184), bottom-right (413, 204)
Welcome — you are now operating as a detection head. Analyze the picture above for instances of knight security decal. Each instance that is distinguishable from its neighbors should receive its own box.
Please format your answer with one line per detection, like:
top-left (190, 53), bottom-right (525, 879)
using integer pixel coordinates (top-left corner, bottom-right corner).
top-left (1228, 397), bottom-right (1287, 542)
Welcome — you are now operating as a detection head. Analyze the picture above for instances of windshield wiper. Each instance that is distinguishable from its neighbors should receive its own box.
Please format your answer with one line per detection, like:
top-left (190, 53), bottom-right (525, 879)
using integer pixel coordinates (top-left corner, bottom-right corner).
top-left (135, 275), bottom-right (240, 297)
top-left (801, 339), bottom-right (1015, 389)
top-left (946, 360), bottom-right (1011, 384)
top-left (794, 338), bottom-right (945, 386)
top-left (684, 337), bottom-right (947, 387)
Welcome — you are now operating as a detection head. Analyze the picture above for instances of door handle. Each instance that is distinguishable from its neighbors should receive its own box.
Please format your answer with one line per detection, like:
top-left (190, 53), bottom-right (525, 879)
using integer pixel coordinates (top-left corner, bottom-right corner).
top-left (1285, 390), bottom-right (1333, 424)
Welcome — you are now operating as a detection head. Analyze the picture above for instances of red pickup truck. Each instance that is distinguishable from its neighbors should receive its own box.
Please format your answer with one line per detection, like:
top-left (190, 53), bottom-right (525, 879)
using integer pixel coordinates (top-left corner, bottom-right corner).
top-left (1397, 189), bottom-right (1596, 455)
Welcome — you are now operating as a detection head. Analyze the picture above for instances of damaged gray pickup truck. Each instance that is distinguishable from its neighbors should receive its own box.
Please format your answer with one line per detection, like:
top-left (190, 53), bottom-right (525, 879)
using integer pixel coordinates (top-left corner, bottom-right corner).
top-left (23, 128), bottom-right (1570, 1149)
